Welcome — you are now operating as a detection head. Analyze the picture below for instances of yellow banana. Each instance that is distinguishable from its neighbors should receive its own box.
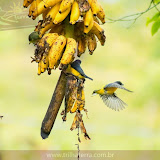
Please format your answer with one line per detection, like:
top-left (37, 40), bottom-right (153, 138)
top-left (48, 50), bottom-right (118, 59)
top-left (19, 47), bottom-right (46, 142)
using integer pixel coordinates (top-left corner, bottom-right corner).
top-left (60, 38), bottom-right (77, 66)
top-left (93, 16), bottom-right (100, 24)
top-left (38, 62), bottom-right (41, 75)
top-left (70, 1), bottom-right (80, 25)
top-left (77, 36), bottom-right (87, 57)
top-left (70, 101), bottom-right (78, 113)
top-left (40, 56), bottom-right (49, 73)
top-left (84, 18), bottom-right (93, 34)
top-left (34, 33), bottom-right (58, 63)
top-left (91, 21), bottom-right (106, 45)
top-left (45, 3), bottom-right (61, 22)
top-left (53, 7), bottom-right (71, 24)
top-left (42, 8), bottom-right (51, 20)
top-left (39, 22), bottom-right (56, 37)
top-left (40, 33), bottom-right (59, 48)
top-left (32, 0), bottom-right (48, 19)
top-left (28, 0), bottom-right (39, 17)
top-left (87, 33), bottom-right (97, 55)
top-left (43, 0), bottom-right (62, 8)
top-left (48, 68), bottom-right (52, 75)
top-left (88, 0), bottom-right (101, 16)
top-left (84, 9), bottom-right (93, 27)
top-left (92, 21), bottom-right (104, 33)
top-left (59, 0), bottom-right (74, 13)
top-left (97, 4), bottom-right (105, 24)
top-left (48, 35), bottom-right (66, 69)
top-left (34, 20), bottom-right (43, 32)
top-left (23, 0), bottom-right (33, 8)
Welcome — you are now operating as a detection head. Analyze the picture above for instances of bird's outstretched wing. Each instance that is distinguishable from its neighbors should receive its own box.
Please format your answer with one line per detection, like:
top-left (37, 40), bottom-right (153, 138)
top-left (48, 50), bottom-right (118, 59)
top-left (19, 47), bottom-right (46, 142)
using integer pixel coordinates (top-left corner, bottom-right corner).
top-left (104, 83), bottom-right (132, 92)
top-left (100, 94), bottom-right (127, 111)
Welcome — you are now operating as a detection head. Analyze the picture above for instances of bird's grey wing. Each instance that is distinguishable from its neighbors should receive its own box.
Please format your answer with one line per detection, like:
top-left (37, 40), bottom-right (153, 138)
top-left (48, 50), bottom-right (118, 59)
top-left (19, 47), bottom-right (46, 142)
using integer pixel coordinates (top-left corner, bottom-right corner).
top-left (104, 83), bottom-right (132, 92)
top-left (71, 63), bottom-right (86, 76)
top-left (100, 94), bottom-right (127, 111)
top-left (71, 63), bottom-right (93, 80)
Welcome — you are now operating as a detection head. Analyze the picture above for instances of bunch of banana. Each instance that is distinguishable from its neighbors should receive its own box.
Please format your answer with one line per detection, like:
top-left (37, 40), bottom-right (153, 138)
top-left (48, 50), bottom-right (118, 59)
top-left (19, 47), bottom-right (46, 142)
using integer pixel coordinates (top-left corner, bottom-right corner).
top-left (24, 0), bottom-right (105, 32)
top-left (74, 20), bottom-right (106, 57)
top-left (30, 29), bottom-right (78, 75)
top-left (70, 111), bottom-right (90, 140)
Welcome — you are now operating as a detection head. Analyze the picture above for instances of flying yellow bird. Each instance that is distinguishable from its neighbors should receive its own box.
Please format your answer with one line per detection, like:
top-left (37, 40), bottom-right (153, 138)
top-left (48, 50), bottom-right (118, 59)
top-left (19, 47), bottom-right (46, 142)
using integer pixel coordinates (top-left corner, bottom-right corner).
top-left (92, 81), bottom-right (132, 111)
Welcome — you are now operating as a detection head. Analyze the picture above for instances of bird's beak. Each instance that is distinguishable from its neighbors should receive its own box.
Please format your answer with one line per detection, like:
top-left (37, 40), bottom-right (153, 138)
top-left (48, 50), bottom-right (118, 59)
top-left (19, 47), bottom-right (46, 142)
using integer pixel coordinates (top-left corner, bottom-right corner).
top-left (91, 93), bottom-right (97, 97)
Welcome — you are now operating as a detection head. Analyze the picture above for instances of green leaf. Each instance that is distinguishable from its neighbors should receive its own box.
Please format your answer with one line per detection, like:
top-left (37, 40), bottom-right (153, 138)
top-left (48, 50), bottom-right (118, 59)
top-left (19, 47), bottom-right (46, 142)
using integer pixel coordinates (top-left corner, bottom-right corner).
top-left (153, 0), bottom-right (160, 4)
top-left (151, 20), bottom-right (160, 35)
top-left (146, 12), bottom-right (160, 26)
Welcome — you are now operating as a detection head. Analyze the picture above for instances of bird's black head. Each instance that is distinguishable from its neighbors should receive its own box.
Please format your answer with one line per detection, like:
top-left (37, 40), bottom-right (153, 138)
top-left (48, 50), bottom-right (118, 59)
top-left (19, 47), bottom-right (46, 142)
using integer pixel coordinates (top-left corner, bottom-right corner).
top-left (74, 59), bottom-right (81, 64)
top-left (115, 81), bottom-right (123, 85)
top-left (71, 59), bottom-right (81, 67)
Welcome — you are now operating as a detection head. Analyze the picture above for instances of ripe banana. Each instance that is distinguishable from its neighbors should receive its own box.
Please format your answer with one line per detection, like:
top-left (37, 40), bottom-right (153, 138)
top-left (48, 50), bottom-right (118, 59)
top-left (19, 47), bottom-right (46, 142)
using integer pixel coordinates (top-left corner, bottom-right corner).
top-left (40, 55), bottom-right (49, 73)
top-left (97, 4), bottom-right (105, 24)
top-left (60, 38), bottom-right (77, 66)
top-left (84, 9), bottom-right (93, 27)
top-left (93, 16), bottom-right (100, 24)
top-left (40, 33), bottom-right (59, 49)
top-left (70, 1), bottom-right (80, 25)
top-left (28, 0), bottom-right (39, 17)
top-left (70, 101), bottom-right (78, 113)
top-left (84, 18), bottom-right (93, 34)
top-left (43, 0), bottom-right (62, 8)
top-left (48, 35), bottom-right (66, 69)
top-left (38, 62), bottom-right (41, 75)
top-left (88, 0), bottom-right (100, 16)
top-left (34, 33), bottom-right (58, 63)
top-left (23, 0), bottom-right (33, 8)
top-left (87, 33), bottom-right (97, 55)
top-left (32, 0), bottom-right (48, 19)
top-left (39, 22), bottom-right (56, 37)
top-left (53, 7), bottom-right (71, 24)
top-left (45, 3), bottom-right (61, 22)
top-left (59, 0), bottom-right (74, 13)
top-left (77, 36), bottom-right (87, 57)
top-left (91, 21), bottom-right (106, 46)
top-left (42, 8), bottom-right (51, 20)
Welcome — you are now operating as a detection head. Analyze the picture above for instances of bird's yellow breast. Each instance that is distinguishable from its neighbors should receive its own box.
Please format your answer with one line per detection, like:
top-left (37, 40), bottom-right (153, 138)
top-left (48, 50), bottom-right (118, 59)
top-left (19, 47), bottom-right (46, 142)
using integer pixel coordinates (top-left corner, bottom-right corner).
top-left (105, 87), bottom-right (117, 94)
top-left (66, 65), bottom-right (84, 79)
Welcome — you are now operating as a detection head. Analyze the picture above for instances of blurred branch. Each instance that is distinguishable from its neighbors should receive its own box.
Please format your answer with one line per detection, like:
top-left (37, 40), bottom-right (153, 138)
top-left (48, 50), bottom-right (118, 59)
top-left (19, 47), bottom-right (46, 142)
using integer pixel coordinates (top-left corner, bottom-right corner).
top-left (152, 0), bottom-right (160, 13)
top-left (106, 0), bottom-right (160, 25)
top-left (41, 71), bottom-right (67, 139)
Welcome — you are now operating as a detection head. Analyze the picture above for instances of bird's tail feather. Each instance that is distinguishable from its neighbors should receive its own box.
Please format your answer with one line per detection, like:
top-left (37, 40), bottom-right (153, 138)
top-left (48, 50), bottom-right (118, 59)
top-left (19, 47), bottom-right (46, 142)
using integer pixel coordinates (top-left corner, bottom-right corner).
top-left (85, 75), bottom-right (93, 81)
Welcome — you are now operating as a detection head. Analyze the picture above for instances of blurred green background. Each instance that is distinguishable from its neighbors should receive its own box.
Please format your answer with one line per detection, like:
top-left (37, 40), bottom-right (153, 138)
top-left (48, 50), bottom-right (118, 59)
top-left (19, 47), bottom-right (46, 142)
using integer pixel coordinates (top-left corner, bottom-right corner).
top-left (0, 0), bottom-right (160, 151)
